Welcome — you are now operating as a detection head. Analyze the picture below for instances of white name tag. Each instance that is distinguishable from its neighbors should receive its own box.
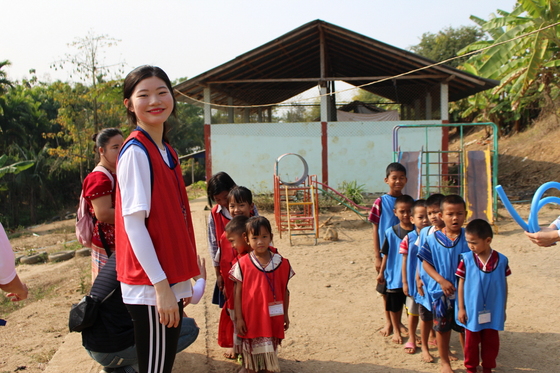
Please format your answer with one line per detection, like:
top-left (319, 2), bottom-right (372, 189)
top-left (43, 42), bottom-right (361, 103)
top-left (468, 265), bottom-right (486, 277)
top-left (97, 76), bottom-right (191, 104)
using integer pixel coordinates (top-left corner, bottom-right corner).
top-left (268, 301), bottom-right (284, 317)
top-left (478, 310), bottom-right (491, 324)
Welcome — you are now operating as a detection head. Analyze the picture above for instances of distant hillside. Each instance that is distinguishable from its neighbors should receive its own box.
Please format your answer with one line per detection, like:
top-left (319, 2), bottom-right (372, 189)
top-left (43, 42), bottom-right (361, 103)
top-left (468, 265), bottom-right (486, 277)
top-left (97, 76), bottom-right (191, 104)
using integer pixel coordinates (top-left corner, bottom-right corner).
top-left (451, 113), bottom-right (560, 201)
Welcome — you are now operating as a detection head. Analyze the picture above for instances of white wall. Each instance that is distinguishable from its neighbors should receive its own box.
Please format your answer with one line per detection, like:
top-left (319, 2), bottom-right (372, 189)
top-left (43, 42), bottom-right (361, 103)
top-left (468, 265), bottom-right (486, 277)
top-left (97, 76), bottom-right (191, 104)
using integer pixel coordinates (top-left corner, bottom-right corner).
top-left (209, 121), bottom-right (442, 193)
top-left (211, 122), bottom-right (322, 192)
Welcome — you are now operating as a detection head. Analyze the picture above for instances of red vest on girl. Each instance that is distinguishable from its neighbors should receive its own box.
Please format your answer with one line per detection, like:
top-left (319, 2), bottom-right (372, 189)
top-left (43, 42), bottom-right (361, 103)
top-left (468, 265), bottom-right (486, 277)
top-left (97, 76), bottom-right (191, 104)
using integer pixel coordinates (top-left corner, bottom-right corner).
top-left (238, 252), bottom-right (291, 340)
top-left (115, 130), bottom-right (198, 285)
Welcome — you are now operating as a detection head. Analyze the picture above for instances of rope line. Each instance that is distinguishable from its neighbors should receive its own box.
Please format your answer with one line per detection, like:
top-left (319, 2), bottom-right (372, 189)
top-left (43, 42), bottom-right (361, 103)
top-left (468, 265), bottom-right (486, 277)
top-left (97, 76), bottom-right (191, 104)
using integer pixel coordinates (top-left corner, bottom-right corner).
top-left (174, 21), bottom-right (560, 109)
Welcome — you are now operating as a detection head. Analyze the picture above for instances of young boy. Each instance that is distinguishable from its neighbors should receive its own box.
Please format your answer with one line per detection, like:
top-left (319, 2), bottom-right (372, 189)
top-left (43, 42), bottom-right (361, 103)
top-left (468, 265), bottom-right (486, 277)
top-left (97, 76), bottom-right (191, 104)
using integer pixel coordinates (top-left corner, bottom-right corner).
top-left (400, 199), bottom-right (430, 354)
top-left (369, 162), bottom-right (407, 336)
top-left (414, 193), bottom-right (445, 362)
top-left (418, 194), bottom-right (469, 373)
top-left (457, 219), bottom-right (510, 373)
top-left (377, 194), bottom-right (414, 344)
top-left (217, 186), bottom-right (254, 358)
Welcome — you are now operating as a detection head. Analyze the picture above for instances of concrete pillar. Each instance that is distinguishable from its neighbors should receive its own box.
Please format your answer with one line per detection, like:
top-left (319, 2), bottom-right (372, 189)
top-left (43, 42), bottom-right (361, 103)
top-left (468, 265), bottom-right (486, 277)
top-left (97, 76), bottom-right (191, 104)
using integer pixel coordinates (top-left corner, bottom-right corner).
top-left (414, 99), bottom-right (421, 120)
top-left (203, 87), bottom-right (211, 124)
top-left (257, 108), bottom-right (263, 123)
top-left (267, 107), bottom-right (272, 122)
top-left (244, 108), bottom-right (250, 123)
top-left (320, 85), bottom-right (328, 122)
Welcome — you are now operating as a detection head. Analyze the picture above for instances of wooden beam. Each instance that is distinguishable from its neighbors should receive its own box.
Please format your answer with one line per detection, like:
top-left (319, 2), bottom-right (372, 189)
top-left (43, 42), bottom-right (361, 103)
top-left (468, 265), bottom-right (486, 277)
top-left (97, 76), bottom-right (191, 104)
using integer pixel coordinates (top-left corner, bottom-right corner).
top-left (207, 74), bottom-right (448, 84)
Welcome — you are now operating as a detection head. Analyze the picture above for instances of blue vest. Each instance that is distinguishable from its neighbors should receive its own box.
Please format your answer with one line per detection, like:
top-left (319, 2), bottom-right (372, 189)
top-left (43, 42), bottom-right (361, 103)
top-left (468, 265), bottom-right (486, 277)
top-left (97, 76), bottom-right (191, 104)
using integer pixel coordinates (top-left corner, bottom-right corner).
top-left (423, 229), bottom-right (469, 301)
top-left (456, 251), bottom-right (508, 332)
top-left (383, 225), bottom-right (410, 290)
top-left (414, 226), bottom-right (434, 309)
top-left (404, 230), bottom-right (420, 299)
top-left (378, 194), bottom-right (399, 252)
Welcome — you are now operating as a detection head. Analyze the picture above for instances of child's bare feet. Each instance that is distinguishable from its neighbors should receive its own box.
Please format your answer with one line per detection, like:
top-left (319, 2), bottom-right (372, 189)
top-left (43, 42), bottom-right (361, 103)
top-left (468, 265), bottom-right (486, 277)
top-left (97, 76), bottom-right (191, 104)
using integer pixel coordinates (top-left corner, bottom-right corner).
top-left (399, 323), bottom-right (409, 336)
top-left (448, 351), bottom-right (459, 361)
top-left (392, 333), bottom-right (403, 344)
top-left (223, 348), bottom-right (236, 359)
top-left (421, 346), bottom-right (434, 362)
top-left (440, 362), bottom-right (454, 373)
top-left (379, 322), bottom-right (393, 337)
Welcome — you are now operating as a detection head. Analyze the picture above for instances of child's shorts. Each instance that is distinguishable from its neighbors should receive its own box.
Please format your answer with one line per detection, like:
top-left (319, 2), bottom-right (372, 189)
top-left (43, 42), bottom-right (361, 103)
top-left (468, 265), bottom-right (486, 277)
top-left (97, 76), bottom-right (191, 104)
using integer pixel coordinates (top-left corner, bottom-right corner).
top-left (385, 289), bottom-right (406, 312)
top-left (432, 303), bottom-right (464, 333)
top-left (405, 297), bottom-right (419, 316)
top-left (419, 304), bottom-right (433, 322)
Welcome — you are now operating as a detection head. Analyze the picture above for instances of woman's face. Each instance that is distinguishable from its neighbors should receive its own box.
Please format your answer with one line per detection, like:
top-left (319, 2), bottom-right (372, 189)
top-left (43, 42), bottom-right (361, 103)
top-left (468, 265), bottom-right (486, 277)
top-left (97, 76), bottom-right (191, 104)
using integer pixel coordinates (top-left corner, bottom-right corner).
top-left (100, 134), bottom-right (124, 168)
top-left (124, 76), bottom-right (174, 128)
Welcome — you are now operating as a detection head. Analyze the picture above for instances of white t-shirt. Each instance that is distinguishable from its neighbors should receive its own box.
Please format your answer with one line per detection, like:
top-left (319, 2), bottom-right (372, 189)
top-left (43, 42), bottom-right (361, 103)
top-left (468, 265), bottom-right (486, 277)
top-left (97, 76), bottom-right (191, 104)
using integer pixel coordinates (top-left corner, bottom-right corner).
top-left (0, 223), bottom-right (16, 285)
top-left (117, 144), bottom-right (192, 306)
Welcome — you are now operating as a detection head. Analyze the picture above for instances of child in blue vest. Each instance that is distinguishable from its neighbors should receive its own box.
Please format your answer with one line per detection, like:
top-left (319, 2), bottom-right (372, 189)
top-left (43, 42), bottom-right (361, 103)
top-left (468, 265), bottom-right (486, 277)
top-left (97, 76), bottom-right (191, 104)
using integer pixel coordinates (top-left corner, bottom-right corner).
top-left (400, 199), bottom-right (430, 354)
top-left (377, 194), bottom-right (414, 344)
top-left (414, 193), bottom-right (444, 362)
top-left (418, 194), bottom-right (469, 373)
top-left (369, 162), bottom-right (407, 337)
top-left (457, 219), bottom-right (510, 373)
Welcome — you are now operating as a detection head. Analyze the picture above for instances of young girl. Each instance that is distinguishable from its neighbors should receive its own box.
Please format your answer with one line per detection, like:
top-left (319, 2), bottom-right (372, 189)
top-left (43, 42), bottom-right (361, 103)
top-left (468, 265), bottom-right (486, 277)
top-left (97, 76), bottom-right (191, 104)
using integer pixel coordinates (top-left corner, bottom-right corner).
top-left (231, 216), bottom-right (294, 373)
top-left (81, 128), bottom-right (124, 280)
top-left (115, 65), bottom-right (199, 373)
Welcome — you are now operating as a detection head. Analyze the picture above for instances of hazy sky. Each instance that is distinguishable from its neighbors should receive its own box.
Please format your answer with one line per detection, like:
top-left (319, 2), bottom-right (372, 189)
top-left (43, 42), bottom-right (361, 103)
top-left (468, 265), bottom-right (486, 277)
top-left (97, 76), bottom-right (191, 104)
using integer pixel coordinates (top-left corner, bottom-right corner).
top-left (2, 0), bottom-right (516, 84)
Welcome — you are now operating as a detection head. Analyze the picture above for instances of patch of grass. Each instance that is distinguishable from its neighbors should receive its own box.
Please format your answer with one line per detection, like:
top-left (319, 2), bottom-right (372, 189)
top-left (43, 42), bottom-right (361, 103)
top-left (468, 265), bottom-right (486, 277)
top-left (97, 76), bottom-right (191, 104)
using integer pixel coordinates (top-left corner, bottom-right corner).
top-left (32, 347), bottom-right (57, 364)
top-left (187, 180), bottom-right (207, 200)
top-left (338, 180), bottom-right (366, 205)
top-left (254, 193), bottom-right (275, 212)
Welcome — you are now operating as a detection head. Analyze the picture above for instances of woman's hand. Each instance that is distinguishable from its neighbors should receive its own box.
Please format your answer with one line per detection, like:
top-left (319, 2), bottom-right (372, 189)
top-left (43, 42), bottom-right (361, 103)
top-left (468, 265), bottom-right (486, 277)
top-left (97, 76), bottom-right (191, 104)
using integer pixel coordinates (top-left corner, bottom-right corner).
top-left (524, 228), bottom-right (559, 247)
top-left (154, 279), bottom-right (180, 328)
top-left (193, 255), bottom-right (206, 281)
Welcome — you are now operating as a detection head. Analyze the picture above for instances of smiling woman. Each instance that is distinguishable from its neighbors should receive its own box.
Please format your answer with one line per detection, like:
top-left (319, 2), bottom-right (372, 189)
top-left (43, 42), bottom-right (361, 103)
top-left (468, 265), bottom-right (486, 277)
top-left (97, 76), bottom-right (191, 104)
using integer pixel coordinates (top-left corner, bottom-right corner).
top-left (115, 65), bottom-right (199, 373)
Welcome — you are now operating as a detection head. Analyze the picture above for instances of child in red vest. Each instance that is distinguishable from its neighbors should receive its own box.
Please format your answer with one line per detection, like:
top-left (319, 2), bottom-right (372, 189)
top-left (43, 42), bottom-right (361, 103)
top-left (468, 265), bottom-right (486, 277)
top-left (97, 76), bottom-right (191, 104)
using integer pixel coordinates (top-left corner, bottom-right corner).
top-left (217, 186), bottom-right (254, 355)
top-left (231, 217), bottom-right (294, 373)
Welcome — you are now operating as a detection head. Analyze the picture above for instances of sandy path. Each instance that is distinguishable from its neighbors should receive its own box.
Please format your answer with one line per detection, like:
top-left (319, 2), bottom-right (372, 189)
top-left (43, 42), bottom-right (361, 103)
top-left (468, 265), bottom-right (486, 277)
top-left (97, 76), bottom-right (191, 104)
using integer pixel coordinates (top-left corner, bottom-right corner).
top-left (2, 198), bottom-right (560, 372)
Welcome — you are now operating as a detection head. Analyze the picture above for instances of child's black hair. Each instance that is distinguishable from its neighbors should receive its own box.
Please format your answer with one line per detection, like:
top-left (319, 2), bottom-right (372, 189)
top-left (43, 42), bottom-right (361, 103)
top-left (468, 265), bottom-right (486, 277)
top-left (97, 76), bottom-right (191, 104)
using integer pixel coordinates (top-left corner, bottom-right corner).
top-left (206, 172), bottom-right (236, 206)
top-left (385, 162), bottom-right (407, 177)
top-left (225, 215), bottom-right (250, 235)
top-left (441, 194), bottom-right (466, 211)
top-left (394, 194), bottom-right (414, 207)
top-left (228, 186), bottom-right (253, 205)
top-left (466, 219), bottom-right (493, 239)
top-left (411, 199), bottom-right (427, 214)
top-left (426, 193), bottom-right (445, 208)
top-left (246, 216), bottom-right (272, 237)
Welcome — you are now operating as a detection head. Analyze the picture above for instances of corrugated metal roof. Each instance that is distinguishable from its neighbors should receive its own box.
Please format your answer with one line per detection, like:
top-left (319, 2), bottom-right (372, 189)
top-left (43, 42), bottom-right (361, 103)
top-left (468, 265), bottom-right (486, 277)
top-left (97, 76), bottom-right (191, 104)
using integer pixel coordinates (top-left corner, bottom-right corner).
top-left (174, 19), bottom-right (498, 107)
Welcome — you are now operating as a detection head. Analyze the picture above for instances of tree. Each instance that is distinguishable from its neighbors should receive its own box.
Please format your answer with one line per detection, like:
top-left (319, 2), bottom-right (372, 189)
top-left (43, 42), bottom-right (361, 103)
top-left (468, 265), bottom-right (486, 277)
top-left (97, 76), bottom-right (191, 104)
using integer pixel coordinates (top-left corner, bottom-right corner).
top-left (51, 31), bottom-right (125, 133)
top-left (459, 0), bottom-right (560, 111)
top-left (410, 26), bottom-right (486, 68)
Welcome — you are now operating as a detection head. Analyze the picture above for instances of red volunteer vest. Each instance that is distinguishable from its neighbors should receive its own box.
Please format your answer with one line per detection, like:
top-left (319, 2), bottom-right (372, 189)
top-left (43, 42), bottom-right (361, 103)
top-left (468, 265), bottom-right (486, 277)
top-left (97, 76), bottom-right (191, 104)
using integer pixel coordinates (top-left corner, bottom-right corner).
top-left (115, 130), bottom-right (199, 285)
top-left (238, 252), bottom-right (290, 340)
top-left (211, 205), bottom-right (230, 246)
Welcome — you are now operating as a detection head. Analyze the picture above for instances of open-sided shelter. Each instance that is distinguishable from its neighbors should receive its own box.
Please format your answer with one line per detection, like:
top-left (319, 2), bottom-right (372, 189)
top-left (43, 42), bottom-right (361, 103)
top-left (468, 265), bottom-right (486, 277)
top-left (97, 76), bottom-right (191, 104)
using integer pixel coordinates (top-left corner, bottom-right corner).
top-left (174, 19), bottom-right (498, 193)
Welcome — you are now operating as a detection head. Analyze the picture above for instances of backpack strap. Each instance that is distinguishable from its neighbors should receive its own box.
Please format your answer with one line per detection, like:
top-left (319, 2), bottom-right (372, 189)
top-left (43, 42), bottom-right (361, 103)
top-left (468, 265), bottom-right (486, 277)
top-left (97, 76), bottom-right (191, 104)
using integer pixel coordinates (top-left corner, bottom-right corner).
top-left (119, 138), bottom-right (153, 189)
top-left (90, 166), bottom-right (115, 258)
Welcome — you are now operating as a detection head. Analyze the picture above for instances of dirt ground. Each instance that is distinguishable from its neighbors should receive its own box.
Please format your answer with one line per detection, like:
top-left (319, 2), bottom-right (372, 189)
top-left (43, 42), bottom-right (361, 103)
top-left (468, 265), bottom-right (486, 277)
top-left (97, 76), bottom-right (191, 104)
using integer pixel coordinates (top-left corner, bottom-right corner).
top-left (2, 196), bottom-right (560, 373)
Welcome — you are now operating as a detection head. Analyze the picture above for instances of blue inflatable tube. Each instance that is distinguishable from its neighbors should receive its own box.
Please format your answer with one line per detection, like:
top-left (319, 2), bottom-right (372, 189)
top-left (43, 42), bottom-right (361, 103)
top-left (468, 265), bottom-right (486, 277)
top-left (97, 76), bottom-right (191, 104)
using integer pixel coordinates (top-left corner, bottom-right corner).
top-left (496, 182), bottom-right (560, 233)
top-left (495, 185), bottom-right (529, 231)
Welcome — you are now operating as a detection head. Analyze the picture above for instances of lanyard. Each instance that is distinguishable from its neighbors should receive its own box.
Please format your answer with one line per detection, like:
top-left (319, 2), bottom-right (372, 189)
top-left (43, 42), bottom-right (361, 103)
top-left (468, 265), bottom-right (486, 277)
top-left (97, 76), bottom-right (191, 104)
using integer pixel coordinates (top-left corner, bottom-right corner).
top-left (475, 250), bottom-right (493, 309)
top-left (251, 251), bottom-right (277, 301)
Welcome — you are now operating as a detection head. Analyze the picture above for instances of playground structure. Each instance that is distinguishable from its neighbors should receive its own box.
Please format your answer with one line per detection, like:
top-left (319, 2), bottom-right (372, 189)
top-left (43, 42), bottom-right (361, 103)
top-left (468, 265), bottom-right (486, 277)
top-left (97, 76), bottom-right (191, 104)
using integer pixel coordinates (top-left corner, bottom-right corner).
top-left (273, 153), bottom-right (371, 245)
top-left (393, 122), bottom-right (498, 223)
top-left (273, 154), bottom-right (320, 245)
